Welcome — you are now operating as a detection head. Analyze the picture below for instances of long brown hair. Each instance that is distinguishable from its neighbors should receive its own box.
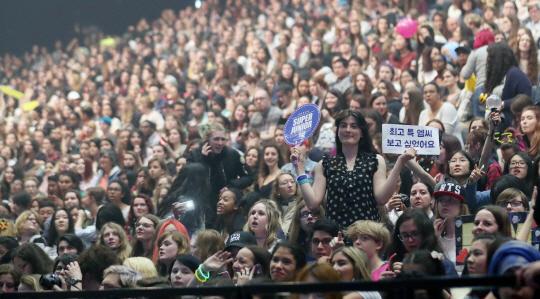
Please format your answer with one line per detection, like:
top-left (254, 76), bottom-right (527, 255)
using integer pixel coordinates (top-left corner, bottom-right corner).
top-left (519, 106), bottom-right (540, 158)
top-left (403, 87), bottom-right (424, 125)
top-left (515, 28), bottom-right (539, 85)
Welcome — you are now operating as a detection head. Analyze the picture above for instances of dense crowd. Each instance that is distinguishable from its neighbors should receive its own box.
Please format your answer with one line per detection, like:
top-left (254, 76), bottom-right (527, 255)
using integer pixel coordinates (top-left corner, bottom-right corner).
top-left (1, 0), bottom-right (540, 298)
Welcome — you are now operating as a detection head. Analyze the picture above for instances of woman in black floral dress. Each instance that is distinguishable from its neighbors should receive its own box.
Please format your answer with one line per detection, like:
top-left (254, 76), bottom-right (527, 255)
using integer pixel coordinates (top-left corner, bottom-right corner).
top-left (291, 110), bottom-right (416, 227)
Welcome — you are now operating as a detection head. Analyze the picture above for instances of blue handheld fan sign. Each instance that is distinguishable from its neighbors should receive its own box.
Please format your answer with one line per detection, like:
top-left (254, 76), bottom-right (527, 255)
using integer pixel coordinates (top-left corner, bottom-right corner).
top-left (283, 104), bottom-right (322, 146)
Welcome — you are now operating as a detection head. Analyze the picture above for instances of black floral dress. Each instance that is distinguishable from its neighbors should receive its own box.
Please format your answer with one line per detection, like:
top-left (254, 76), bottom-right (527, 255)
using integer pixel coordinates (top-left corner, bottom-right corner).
top-left (322, 152), bottom-right (380, 227)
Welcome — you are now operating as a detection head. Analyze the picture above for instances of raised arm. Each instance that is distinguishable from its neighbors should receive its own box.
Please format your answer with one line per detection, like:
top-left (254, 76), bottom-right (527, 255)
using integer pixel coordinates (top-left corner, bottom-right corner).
top-left (373, 148), bottom-right (416, 205)
top-left (517, 187), bottom-right (537, 242)
top-left (478, 112), bottom-right (499, 171)
top-left (405, 159), bottom-right (436, 188)
top-left (291, 148), bottom-right (326, 210)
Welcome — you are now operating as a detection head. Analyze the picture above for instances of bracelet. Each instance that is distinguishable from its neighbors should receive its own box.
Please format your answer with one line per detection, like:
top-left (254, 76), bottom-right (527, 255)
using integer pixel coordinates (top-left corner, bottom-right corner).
top-left (198, 265), bottom-right (210, 279)
top-left (296, 174), bottom-right (308, 182)
top-left (298, 179), bottom-right (309, 185)
top-left (195, 268), bottom-right (208, 282)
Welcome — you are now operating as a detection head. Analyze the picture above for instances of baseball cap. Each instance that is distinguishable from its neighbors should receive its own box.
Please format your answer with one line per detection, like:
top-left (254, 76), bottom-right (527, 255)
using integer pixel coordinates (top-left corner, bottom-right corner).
top-left (67, 91), bottom-right (81, 101)
top-left (455, 45), bottom-right (472, 55)
top-left (224, 231), bottom-right (257, 252)
top-left (433, 182), bottom-right (466, 203)
top-left (488, 241), bottom-right (540, 276)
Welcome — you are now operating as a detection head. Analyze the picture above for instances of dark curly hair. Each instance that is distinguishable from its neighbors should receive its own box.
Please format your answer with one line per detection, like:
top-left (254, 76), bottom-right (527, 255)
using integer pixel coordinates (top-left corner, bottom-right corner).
top-left (484, 42), bottom-right (518, 94)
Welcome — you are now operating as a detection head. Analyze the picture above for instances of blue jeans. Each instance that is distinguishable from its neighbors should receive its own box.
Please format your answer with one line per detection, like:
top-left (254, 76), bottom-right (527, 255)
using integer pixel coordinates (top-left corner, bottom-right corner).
top-left (473, 84), bottom-right (486, 118)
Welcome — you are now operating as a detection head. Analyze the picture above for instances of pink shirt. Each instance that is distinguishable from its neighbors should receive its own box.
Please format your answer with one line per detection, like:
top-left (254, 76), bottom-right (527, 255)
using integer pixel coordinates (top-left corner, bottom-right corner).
top-left (371, 263), bottom-right (389, 281)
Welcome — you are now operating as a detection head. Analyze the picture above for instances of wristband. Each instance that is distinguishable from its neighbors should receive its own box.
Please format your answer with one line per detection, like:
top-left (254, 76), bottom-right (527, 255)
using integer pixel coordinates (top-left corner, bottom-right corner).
top-left (198, 265), bottom-right (210, 279)
top-left (195, 268), bottom-right (208, 282)
top-left (298, 179), bottom-right (309, 185)
top-left (296, 174), bottom-right (308, 182)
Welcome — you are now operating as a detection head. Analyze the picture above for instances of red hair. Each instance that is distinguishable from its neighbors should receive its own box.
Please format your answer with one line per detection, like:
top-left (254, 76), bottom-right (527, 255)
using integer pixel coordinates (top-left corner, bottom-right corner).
top-left (126, 194), bottom-right (155, 232)
top-left (473, 29), bottom-right (495, 49)
top-left (82, 157), bottom-right (94, 181)
top-left (152, 220), bottom-right (190, 262)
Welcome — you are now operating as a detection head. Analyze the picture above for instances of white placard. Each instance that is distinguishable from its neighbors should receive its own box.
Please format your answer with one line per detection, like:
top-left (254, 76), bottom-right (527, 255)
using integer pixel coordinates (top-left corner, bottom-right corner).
top-left (382, 124), bottom-right (440, 155)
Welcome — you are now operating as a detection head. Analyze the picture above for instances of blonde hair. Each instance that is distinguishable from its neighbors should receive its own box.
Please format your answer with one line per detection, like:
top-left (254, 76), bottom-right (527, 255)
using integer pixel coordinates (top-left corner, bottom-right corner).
top-left (198, 122), bottom-right (225, 141)
top-left (270, 172), bottom-right (302, 205)
top-left (344, 220), bottom-right (391, 257)
top-left (19, 275), bottom-right (42, 291)
top-left (194, 230), bottom-right (224, 261)
top-left (496, 188), bottom-right (530, 211)
top-left (153, 184), bottom-right (171, 208)
top-left (14, 210), bottom-right (39, 239)
top-left (97, 223), bottom-right (132, 262)
top-left (243, 199), bottom-right (282, 250)
top-left (330, 247), bottom-right (372, 281)
top-left (434, 199), bottom-right (470, 237)
top-left (123, 257), bottom-right (158, 278)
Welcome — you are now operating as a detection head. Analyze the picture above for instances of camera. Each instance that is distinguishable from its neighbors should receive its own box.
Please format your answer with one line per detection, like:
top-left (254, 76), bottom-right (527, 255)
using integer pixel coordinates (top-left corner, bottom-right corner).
top-left (40, 274), bottom-right (62, 290)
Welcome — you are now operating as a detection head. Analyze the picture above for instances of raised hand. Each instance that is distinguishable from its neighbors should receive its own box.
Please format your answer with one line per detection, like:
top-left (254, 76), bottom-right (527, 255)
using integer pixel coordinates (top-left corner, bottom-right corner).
top-left (172, 202), bottom-right (186, 220)
top-left (433, 218), bottom-right (446, 238)
top-left (236, 267), bottom-right (254, 285)
top-left (290, 146), bottom-right (306, 173)
top-left (330, 231), bottom-right (345, 250)
top-left (202, 250), bottom-right (233, 272)
top-left (398, 147), bottom-right (417, 163)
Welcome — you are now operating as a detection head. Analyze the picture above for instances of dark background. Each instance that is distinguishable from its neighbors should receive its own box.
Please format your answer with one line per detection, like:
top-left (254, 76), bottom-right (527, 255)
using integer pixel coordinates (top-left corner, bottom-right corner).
top-left (0, 0), bottom-right (195, 56)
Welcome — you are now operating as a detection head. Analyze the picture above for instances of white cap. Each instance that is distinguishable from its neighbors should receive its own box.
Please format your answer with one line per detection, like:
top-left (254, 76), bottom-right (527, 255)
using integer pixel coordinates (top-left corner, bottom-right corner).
top-left (67, 91), bottom-right (81, 101)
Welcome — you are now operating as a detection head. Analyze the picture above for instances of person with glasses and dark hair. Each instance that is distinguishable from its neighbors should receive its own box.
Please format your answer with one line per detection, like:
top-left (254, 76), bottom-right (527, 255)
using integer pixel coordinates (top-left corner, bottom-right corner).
top-left (130, 214), bottom-right (160, 259)
top-left (56, 234), bottom-right (85, 256)
top-left (384, 209), bottom-right (457, 279)
top-left (11, 243), bottom-right (54, 275)
top-left (309, 219), bottom-right (340, 262)
top-left (287, 200), bottom-right (325, 261)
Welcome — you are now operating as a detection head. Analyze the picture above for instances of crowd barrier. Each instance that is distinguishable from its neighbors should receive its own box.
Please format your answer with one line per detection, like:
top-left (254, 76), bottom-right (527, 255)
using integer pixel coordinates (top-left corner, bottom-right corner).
top-left (1, 275), bottom-right (517, 299)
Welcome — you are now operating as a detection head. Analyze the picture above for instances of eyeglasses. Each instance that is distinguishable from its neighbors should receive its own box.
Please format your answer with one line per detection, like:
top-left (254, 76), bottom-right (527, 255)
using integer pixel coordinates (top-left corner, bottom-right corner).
top-left (300, 211), bottom-right (320, 219)
top-left (26, 217), bottom-right (38, 223)
top-left (509, 161), bottom-right (526, 168)
top-left (311, 238), bottom-right (332, 247)
top-left (449, 159), bottom-right (468, 165)
top-left (108, 187), bottom-right (122, 192)
top-left (498, 201), bottom-right (523, 208)
top-left (136, 222), bottom-right (154, 228)
top-left (398, 231), bottom-right (421, 242)
top-left (279, 180), bottom-right (295, 187)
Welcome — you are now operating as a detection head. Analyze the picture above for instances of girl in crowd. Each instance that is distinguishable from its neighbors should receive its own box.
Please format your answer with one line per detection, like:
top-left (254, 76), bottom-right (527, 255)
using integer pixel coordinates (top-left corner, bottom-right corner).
top-left (270, 172), bottom-right (301, 234)
top-left (400, 87), bottom-right (424, 125)
top-left (11, 243), bottom-right (54, 275)
top-left (472, 205), bottom-right (512, 238)
top-left (495, 188), bottom-right (530, 212)
top-left (77, 158), bottom-right (98, 191)
top-left (369, 92), bottom-right (399, 124)
top-left (63, 190), bottom-right (81, 209)
top-left (97, 222), bottom-right (132, 262)
top-left (519, 106), bottom-right (540, 158)
top-left (170, 254), bottom-right (201, 288)
top-left (330, 247), bottom-right (382, 299)
top-left (14, 210), bottom-right (41, 244)
top-left (123, 151), bottom-right (141, 172)
top-left (155, 231), bottom-right (190, 277)
top-left (107, 180), bottom-right (132, 220)
top-left (292, 110), bottom-right (415, 227)
top-left (126, 194), bottom-right (154, 237)
top-left (243, 199), bottom-right (282, 251)
top-left (131, 214), bottom-right (160, 259)
top-left (191, 230), bottom-right (224, 262)
top-left (345, 220), bottom-right (390, 281)
top-left (0, 264), bottom-right (22, 292)
top-left (288, 200), bottom-right (325, 259)
top-left (418, 83), bottom-right (463, 145)
top-left (294, 263), bottom-right (343, 299)
top-left (432, 182), bottom-right (469, 264)
top-left (321, 89), bottom-right (348, 124)
top-left (270, 240), bottom-right (307, 282)
top-left (214, 188), bottom-right (246, 241)
top-left (386, 209), bottom-right (457, 277)
top-left (46, 208), bottom-right (74, 254)
top-left (256, 144), bottom-right (285, 199)
top-left (503, 152), bottom-right (535, 196)
top-left (158, 162), bottom-right (209, 239)
top-left (245, 147), bottom-right (262, 175)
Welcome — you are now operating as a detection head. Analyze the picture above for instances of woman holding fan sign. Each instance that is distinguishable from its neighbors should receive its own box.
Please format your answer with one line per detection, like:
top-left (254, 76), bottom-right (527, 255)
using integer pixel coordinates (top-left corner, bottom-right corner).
top-left (291, 109), bottom-right (416, 227)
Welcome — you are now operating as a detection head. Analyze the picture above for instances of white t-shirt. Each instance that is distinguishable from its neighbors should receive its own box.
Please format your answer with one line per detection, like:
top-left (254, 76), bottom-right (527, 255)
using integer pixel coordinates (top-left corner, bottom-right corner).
top-left (418, 102), bottom-right (464, 146)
